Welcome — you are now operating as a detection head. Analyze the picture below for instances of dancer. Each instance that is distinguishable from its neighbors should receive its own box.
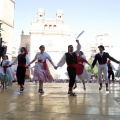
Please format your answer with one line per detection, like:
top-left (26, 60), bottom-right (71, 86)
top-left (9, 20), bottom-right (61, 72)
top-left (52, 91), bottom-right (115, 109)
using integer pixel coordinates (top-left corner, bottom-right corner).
top-left (9, 47), bottom-right (30, 92)
top-left (107, 60), bottom-right (116, 83)
top-left (74, 51), bottom-right (91, 91)
top-left (0, 55), bottom-right (14, 89)
top-left (26, 45), bottom-right (56, 94)
top-left (91, 45), bottom-right (120, 91)
top-left (79, 51), bottom-right (86, 66)
top-left (56, 40), bottom-right (81, 96)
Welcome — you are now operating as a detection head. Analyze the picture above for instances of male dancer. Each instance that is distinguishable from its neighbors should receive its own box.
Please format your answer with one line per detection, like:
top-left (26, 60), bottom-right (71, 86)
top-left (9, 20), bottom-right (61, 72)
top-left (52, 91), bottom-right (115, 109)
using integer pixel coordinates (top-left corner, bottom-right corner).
top-left (10, 47), bottom-right (30, 92)
top-left (56, 40), bottom-right (81, 96)
top-left (91, 45), bottom-right (120, 91)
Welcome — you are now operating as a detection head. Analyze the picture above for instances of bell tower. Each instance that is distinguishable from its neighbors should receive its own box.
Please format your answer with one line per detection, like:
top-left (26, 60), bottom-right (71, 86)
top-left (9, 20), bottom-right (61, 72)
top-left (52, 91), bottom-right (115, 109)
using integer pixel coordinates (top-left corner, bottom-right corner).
top-left (56, 10), bottom-right (64, 22)
top-left (37, 9), bottom-right (45, 21)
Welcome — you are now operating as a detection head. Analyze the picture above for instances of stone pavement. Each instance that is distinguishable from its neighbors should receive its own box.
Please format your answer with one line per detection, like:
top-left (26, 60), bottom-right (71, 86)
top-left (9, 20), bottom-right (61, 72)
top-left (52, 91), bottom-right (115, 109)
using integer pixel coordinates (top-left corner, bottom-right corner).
top-left (0, 82), bottom-right (120, 120)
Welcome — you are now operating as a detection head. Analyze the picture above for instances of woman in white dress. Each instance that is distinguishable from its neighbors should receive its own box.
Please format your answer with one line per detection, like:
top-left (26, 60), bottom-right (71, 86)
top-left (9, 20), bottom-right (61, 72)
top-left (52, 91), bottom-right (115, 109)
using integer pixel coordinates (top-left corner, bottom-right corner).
top-left (0, 55), bottom-right (14, 89)
top-left (27, 45), bottom-right (56, 94)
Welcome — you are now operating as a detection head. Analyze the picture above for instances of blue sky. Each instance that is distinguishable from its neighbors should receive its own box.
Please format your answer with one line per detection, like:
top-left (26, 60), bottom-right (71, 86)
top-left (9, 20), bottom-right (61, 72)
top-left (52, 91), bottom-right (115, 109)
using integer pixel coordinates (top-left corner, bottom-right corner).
top-left (14, 0), bottom-right (120, 42)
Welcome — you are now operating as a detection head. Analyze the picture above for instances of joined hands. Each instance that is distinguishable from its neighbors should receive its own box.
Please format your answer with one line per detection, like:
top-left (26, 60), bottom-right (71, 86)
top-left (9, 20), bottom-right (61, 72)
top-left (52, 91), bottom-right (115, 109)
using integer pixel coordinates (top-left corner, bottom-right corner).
top-left (54, 66), bottom-right (58, 70)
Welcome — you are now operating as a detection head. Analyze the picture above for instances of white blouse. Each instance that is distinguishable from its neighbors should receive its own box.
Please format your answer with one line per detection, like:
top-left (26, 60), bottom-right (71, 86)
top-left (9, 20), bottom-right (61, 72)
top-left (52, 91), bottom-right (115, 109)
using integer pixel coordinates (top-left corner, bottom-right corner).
top-left (57, 44), bottom-right (81, 67)
top-left (35, 52), bottom-right (53, 71)
top-left (35, 52), bottom-right (51, 61)
top-left (2, 60), bottom-right (10, 66)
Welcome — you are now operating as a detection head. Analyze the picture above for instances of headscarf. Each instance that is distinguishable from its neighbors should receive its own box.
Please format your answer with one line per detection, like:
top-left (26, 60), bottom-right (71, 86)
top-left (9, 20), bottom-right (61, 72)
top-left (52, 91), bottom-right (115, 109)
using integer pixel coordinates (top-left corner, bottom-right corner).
top-left (21, 47), bottom-right (28, 54)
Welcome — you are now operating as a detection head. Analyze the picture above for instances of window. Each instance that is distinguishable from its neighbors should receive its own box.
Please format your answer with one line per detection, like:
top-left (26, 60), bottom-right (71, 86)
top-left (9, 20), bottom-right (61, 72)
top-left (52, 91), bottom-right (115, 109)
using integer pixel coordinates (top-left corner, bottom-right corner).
top-left (53, 25), bottom-right (56, 30)
top-left (44, 25), bottom-right (48, 30)
top-left (40, 15), bottom-right (43, 17)
top-left (49, 25), bottom-right (52, 30)
top-left (58, 16), bottom-right (61, 18)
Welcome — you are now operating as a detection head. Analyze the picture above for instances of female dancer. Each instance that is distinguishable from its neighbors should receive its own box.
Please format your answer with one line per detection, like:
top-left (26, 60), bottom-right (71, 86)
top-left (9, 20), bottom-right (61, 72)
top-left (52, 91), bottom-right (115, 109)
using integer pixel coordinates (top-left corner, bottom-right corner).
top-left (27, 45), bottom-right (56, 94)
top-left (74, 51), bottom-right (91, 90)
top-left (0, 55), bottom-right (14, 89)
top-left (9, 47), bottom-right (30, 92)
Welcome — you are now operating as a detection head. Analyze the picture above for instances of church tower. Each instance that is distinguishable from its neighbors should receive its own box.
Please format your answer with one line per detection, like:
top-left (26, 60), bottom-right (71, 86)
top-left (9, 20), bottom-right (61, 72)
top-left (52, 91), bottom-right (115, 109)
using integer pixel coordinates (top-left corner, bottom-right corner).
top-left (56, 10), bottom-right (64, 22)
top-left (37, 9), bottom-right (45, 21)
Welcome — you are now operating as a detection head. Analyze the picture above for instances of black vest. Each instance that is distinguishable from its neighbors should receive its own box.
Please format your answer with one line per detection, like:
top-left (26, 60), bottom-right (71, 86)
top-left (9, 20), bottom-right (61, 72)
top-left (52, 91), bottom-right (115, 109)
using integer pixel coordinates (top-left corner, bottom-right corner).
top-left (18, 53), bottom-right (26, 64)
top-left (65, 52), bottom-right (77, 65)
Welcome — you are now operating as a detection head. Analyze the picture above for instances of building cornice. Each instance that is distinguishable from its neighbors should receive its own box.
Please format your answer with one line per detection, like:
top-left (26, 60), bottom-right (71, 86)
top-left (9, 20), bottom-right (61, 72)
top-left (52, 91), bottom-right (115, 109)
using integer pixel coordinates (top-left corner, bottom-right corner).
top-left (1, 20), bottom-right (14, 28)
top-left (29, 31), bottom-right (70, 36)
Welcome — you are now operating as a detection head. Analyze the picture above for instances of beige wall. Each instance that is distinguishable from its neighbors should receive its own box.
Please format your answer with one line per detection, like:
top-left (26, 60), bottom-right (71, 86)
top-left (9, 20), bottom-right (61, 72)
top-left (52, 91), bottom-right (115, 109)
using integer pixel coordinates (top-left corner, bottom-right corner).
top-left (20, 34), bottom-right (30, 56)
top-left (0, 0), bottom-right (4, 20)
top-left (1, 23), bottom-right (13, 56)
top-left (0, 0), bottom-right (15, 59)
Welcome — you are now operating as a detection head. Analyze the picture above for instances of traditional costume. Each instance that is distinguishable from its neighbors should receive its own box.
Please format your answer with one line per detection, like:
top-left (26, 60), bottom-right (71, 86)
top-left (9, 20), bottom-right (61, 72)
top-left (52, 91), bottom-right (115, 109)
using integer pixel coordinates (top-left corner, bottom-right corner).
top-left (57, 43), bottom-right (80, 95)
top-left (0, 59), bottom-right (14, 89)
top-left (11, 47), bottom-right (30, 91)
top-left (76, 56), bottom-right (91, 81)
top-left (92, 45), bottom-right (119, 91)
top-left (33, 52), bottom-right (54, 82)
top-left (32, 51), bottom-right (55, 94)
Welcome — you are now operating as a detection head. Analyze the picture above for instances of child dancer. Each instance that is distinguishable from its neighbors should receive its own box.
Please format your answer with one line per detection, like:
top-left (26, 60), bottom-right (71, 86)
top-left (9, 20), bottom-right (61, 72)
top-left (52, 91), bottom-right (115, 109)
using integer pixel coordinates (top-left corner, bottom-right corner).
top-left (0, 55), bottom-right (14, 89)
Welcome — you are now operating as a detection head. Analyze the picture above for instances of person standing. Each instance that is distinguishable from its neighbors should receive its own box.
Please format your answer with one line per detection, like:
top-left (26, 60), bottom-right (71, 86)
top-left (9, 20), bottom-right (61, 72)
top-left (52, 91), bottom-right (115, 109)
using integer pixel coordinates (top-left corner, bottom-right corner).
top-left (26, 45), bottom-right (56, 94)
top-left (91, 45), bottom-right (120, 91)
top-left (56, 40), bottom-right (81, 96)
top-left (107, 60), bottom-right (116, 83)
top-left (9, 47), bottom-right (30, 92)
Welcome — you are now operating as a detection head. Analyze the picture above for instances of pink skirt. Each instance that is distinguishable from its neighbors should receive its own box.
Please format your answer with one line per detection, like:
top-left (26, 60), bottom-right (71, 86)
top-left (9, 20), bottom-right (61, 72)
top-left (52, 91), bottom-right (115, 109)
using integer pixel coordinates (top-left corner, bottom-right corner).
top-left (33, 64), bottom-right (54, 82)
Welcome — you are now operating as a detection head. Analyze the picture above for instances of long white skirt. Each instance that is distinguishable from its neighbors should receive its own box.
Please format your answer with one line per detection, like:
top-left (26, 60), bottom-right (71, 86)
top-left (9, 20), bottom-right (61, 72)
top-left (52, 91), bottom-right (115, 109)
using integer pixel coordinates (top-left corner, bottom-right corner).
top-left (0, 67), bottom-right (5, 75)
top-left (76, 68), bottom-right (91, 81)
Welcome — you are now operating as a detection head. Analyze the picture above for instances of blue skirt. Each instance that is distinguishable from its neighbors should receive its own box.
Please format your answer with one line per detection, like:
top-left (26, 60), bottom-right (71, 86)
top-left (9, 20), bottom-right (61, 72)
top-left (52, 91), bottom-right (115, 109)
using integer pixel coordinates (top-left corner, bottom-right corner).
top-left (0, 68), bottom-right (14, 82)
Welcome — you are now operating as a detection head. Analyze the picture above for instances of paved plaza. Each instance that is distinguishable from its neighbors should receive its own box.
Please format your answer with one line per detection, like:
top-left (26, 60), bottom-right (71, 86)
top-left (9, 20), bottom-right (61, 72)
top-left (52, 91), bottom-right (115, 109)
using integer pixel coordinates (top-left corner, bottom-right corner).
top-left (0, 82), bottom-right (120, 120)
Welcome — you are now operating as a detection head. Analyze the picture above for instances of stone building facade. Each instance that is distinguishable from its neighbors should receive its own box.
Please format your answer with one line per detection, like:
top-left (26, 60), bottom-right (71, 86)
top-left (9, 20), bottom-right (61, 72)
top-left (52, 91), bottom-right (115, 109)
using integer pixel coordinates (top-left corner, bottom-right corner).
top-left (0, 0), bottom-right (15, 59)
top-left (20, 9), bottom-right (73, 79)
top-left (90, 33), bottom-right (112, 60)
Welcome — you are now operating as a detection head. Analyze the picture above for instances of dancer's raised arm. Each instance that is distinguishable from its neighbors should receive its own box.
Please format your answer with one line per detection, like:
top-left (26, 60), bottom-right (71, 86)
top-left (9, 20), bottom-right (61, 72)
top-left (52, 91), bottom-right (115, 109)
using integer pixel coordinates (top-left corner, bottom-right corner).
top-left (75, 40), bottom-right (81, 54)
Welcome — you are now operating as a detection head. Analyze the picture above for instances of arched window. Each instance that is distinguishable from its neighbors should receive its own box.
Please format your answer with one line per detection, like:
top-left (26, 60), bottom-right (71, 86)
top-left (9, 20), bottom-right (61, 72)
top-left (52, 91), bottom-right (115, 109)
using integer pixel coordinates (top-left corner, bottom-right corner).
top-left (49, 25), bottom-right (52, 30)
top-left (44, 25), bottom-right (48, 30)
top-left (40, 15), bottom-right (43, 17)
top-left (58, 16), bottom-right (61, 18)
top-left (53, 25), bottom-right (56, 30)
